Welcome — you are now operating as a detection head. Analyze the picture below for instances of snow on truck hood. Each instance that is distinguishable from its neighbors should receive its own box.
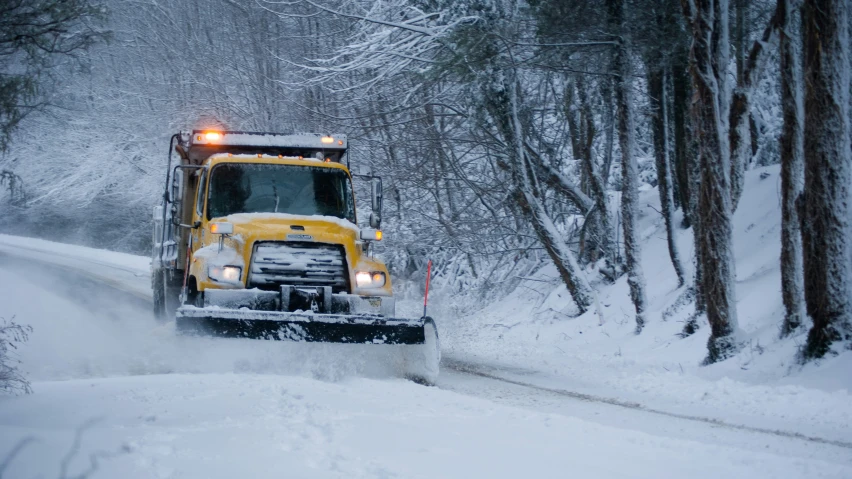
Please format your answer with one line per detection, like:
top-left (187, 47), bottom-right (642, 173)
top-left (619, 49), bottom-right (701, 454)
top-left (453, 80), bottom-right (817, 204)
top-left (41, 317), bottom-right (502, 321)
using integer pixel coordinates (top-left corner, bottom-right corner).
top-left (220, 213), bottom-right (359, 233)
top-left (206, 213), bottom-right (363, 253)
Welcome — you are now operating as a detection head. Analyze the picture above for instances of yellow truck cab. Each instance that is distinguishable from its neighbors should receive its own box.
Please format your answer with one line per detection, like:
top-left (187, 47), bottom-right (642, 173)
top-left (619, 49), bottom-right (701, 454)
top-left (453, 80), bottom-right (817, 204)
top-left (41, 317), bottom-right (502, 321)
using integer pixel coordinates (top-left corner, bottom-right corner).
top-left (151, 131), bottom-right (439, 383)
top-left (190, 153), bottom-right (391, 302)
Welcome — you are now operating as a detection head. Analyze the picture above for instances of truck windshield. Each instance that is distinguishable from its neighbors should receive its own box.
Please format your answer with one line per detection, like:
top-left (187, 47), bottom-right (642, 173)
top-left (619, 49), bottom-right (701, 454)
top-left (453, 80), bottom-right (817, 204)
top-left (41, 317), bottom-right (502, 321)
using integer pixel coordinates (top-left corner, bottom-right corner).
top-left (207, 163), bottom-right (355, 222)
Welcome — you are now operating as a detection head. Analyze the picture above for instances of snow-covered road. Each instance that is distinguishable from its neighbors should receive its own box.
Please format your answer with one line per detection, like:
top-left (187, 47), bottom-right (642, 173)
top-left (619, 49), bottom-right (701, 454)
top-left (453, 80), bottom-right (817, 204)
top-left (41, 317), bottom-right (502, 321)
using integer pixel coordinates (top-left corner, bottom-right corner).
top-left (0, 238), bottom-right (850, 478)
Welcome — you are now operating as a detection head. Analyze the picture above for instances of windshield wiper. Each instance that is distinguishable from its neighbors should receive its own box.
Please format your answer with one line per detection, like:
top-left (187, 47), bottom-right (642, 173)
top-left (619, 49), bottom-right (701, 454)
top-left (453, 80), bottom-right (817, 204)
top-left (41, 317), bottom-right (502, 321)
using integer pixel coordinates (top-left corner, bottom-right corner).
top-left (272, 179), bottom-right (280, 213)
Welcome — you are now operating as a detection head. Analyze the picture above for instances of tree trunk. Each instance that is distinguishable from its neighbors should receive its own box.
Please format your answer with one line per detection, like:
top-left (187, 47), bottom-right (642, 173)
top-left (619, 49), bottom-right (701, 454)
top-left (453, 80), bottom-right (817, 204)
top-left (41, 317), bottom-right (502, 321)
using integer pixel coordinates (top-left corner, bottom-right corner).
top-left (801, 0), bottom-right (852, 359)
top-left (672, 52), bottom-right (693, 227)
top-left (778, 0), bottom-right (805, 338)
top-left (728, 87), bottom-right (751, 212)
top-left (649, 67), bottom-right (687, 288)
top-left (729, 5), bottom-right (781, 211)
top-left (688, 103), bottom-right (706, 322)
top-left (734, 0), bottom-right (747, 86)
top-left (486, 69), bottom-right (595, 314)
top-left (677, 43), bottom-right (705, 319)
top-left (513, 188), bottom-right (594, 313)
top-left (601, 78), bottom-right (617, 187)
top-left (565, 80), bottom-right (617, 273)
top-left (682, 0), bottom-right (740, 362)
top-left (611, 0), bottom-right (648, 333)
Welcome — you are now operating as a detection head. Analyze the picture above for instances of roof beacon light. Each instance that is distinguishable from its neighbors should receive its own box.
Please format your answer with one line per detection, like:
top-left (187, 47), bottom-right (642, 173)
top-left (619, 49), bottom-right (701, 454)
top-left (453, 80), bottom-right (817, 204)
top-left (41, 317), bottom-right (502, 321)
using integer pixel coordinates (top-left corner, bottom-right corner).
top-left (321, 136), bottom-right (334, 144)
top-left (204, 131), bottom-right (222, 141)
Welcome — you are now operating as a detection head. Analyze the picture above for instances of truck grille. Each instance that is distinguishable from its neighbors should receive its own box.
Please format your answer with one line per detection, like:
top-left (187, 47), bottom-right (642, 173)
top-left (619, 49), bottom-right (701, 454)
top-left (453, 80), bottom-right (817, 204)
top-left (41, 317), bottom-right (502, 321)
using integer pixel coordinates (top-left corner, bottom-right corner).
top-left (248, 242), bottom-right (348, 292)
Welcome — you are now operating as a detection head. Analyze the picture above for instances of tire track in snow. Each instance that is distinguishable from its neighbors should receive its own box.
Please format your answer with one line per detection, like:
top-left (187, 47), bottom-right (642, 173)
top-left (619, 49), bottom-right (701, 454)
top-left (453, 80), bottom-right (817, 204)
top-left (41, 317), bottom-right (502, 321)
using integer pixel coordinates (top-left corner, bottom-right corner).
top-left (0, 251), bottom-right (152, 312)
top-left (442, 357), bottom-right (852, 450)
top-left (0, 241), bottom-right (148, 277)
top-left (0, 242), bottom-right (152, 304)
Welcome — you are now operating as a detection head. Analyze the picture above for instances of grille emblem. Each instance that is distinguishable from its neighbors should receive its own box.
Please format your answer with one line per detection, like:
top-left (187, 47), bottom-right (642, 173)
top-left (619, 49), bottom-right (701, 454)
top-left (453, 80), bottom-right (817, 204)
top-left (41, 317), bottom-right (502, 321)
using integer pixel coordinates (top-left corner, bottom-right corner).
top-left (286, 234), bottom-right (313, 241)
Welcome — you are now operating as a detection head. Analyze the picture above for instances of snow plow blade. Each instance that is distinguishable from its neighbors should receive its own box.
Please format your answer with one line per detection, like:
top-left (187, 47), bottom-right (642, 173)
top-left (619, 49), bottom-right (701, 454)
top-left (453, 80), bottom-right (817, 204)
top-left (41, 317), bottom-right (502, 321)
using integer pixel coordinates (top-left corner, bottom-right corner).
top-left (175, 307), bottom-right (427, 344)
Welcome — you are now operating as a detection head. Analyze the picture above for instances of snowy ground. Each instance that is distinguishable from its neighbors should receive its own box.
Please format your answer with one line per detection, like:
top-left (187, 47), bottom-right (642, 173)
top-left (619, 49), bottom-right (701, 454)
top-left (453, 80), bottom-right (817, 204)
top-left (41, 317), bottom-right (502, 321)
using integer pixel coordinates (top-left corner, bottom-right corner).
top-left (1, 166), bottom-right (851, 478)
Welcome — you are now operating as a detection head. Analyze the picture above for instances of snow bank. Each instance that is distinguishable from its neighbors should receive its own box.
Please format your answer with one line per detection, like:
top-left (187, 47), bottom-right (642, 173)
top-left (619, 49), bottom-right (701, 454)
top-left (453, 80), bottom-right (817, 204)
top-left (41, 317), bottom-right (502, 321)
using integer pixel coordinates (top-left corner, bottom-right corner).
top-left (0, 233), bottom-right (152, 299)
top-left (0, 233), bottom-right (149, 272)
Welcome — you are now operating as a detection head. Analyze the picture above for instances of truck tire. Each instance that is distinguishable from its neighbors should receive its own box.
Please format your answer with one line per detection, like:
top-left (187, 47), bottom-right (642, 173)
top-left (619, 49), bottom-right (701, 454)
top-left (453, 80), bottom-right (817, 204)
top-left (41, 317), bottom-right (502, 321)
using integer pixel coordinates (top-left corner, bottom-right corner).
top-left (158, 270), bottom-right (183, 321)
top-left (186, 277), bottom-right (203, 307)
top-left (152, 270), bottom-right (167, 322)
top-left (153, 270), bottom-right (182, 322)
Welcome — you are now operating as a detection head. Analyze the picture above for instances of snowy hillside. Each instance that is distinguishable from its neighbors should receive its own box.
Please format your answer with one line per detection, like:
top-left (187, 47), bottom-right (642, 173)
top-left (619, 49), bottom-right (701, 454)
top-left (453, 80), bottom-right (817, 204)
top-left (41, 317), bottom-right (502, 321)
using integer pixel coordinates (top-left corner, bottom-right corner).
top-left (430, 164), bottom-right (852, 440)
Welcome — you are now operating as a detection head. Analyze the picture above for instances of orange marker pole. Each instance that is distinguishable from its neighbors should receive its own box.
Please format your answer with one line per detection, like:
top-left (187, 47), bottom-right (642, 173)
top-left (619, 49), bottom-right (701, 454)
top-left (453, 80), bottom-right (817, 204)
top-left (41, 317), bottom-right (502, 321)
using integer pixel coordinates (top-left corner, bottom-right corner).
top-left (423, 260), bottom-right (432, 318)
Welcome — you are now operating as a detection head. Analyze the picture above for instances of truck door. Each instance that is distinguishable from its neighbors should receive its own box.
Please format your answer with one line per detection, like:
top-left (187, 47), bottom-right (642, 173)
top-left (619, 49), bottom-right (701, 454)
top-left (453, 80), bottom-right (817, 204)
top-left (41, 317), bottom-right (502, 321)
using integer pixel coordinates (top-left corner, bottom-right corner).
top-left (192, 169), bottom-right (207, 251)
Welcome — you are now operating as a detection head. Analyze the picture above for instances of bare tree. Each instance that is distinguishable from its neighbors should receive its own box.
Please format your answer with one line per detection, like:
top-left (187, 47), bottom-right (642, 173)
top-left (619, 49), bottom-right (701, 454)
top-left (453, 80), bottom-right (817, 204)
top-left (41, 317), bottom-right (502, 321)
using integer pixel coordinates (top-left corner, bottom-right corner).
top-left (610, 0), bottom-right (648, 332)
top-left (671, 54), bottom-right (694, 227)
top-left (564, 79), bottom-right (617, 275)
top-left (648, 68), bottom-right (687, 288)
top-left (0, 170), bottom-right (26, 206)
top-left (0, 0), bottom-right (106, 150)
top-left (800, 0), bottom-right (852, 359)
top-left (487, 69), bottom-right (596, 314)
top-left (638, 1), bottom-right (688, 289)
top-left (682, 0), bottom-right (741, 363)
top-left (728, 5), bottom-right (781, 211)
top-left (778, 0), bottom-right (805, 338)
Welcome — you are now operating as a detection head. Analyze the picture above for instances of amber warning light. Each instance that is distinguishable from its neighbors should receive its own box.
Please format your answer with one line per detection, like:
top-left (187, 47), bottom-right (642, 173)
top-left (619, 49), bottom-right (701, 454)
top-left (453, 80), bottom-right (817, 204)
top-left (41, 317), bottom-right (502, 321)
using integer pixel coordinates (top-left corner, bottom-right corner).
top-left (197, 131), bottom-right (222, 142)
top-left (210, 222), bottom-right (234, 235)
top-left (320, 136), bottom-right (334, 144)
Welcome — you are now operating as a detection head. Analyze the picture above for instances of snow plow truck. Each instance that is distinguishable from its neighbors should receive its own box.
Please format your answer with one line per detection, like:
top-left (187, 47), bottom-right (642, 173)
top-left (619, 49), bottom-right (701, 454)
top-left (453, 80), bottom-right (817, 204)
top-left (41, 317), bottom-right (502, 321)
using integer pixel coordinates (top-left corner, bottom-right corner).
top-left (151, 130), bottom-right (439, 384)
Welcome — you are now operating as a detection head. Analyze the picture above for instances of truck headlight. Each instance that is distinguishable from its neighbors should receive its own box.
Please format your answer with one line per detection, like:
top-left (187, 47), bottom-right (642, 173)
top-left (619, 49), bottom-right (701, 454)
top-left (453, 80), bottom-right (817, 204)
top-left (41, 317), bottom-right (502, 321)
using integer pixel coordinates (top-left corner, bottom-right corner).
top-left (209, 265), bottom-right (242, 283)
top-left (355, 271), bottom-right (386, 288)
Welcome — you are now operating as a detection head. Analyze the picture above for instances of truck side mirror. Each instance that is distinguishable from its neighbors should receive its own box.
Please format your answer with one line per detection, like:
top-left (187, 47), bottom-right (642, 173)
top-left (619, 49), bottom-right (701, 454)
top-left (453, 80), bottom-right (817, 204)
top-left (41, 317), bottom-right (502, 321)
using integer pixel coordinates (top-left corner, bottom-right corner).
top-left (370, 177), bottom-right (383, 224)
top-left (170, 168), bottom-right (184, 203)
top-left (369, 212), bottom-right (381, 229)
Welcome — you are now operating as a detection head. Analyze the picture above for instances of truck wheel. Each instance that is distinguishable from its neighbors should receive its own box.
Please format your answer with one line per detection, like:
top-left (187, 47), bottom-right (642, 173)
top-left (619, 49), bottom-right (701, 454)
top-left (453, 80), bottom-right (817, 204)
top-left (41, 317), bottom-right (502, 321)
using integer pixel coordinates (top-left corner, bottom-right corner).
top-left (186, 278), bottom-right (203, 307)
top-left (162, 271), bottom-right (183, 321)
top-left (402, 317), bottom-right (440, 386)
top-left (152, 270), bottom-right (167, 322)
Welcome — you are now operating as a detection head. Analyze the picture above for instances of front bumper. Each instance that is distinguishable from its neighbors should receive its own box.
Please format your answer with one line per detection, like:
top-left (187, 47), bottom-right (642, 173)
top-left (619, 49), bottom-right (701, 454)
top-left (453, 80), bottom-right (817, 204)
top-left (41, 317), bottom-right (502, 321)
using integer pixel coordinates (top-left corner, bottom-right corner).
top-left (200, 287), bottom-right (395, 317)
